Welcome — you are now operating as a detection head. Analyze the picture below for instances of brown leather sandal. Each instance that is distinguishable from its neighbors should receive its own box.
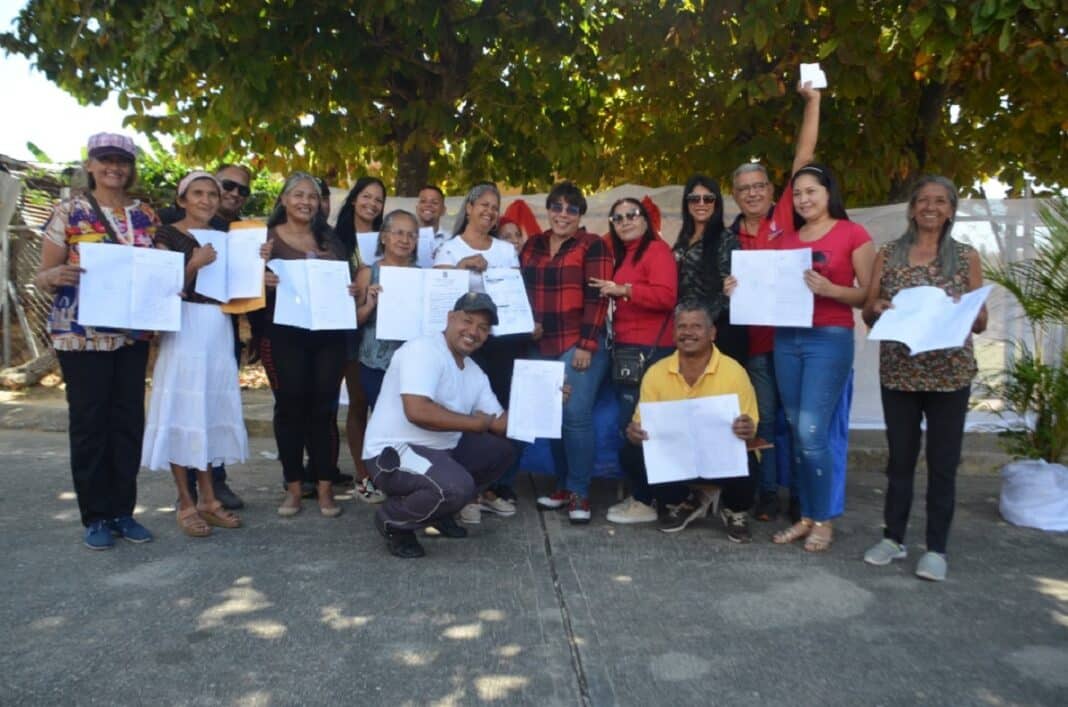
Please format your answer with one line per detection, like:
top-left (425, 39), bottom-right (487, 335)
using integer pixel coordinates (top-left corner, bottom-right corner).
top-left (803, 522), bottom-right (833, 552)
top-left (772, 519), bottom-right (813, 544)
top-left (197, 501), bottom-right (241, 529)
top-left (177, 506), bottom-right (211, 537)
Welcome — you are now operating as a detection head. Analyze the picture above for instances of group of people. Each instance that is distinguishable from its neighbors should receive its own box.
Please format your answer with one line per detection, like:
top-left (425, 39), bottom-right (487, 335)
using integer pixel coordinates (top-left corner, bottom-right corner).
top-left (37, 80), bottom-right (986, 581)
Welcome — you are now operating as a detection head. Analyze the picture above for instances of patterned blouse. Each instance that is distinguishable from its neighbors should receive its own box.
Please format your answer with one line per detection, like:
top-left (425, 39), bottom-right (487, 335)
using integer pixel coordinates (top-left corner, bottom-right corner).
top-left (876, 239), bottom-right (979, 392)
top-left (673, 227), bottom-right (739, 323)
top-left (42, 195), bottom-right (158, 352)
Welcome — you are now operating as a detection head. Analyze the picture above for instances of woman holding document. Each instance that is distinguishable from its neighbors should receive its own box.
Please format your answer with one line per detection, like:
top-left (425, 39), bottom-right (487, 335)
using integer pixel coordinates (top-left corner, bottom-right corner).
top-left (262, 172), bottom-right (351, 518)
top-left (141, 171), bottom-right (252, 537)
top-left (861, 176), bottom-right (986, 581)
top-left (35, 132), bottom-right (159, 550)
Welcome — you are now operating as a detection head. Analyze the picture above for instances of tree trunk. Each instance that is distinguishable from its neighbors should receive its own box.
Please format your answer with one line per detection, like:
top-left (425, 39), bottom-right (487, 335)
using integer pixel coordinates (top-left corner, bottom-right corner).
top-left (887, 81), bottom-right (947, 202)
top-left (395, 143), bottom-right (431, 197)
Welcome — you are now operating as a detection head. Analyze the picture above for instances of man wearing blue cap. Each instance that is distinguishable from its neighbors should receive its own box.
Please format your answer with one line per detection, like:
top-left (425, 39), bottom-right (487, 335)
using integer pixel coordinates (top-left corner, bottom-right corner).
top-left (363, 292), bottom-right (516, 558)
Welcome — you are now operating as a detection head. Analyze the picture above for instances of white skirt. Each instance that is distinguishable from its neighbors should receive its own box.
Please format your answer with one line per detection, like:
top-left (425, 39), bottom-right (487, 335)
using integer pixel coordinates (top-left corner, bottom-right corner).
top-left (141, 302), bottom-right (248, 471)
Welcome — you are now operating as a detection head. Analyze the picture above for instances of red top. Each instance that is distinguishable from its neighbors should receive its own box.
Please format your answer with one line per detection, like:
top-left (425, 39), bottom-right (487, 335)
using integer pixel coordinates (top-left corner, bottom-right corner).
top-left (610, 236), bottom-right (677, 347)
top-left (735, 196), bottom-right (792, 355)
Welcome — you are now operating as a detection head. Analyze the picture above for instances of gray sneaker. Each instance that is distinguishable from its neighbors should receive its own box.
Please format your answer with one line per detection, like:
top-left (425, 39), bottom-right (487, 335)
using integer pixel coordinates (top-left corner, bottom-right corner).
top-left (863, 538), bottom-right (907, 566)
top-left (915, 551), bottom-right (948, 582)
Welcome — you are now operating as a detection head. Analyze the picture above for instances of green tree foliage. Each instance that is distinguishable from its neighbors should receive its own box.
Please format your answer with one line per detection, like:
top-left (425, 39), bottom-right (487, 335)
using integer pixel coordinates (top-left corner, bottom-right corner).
top-left (2, 1), bottom-right (1064, 201)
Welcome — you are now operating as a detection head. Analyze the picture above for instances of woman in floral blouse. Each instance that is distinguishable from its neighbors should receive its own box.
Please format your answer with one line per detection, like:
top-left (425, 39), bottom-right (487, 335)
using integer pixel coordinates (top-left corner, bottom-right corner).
top-left (35, 132), bottom-right (159, 551)
top-left (861, 176), bottom-right (987, 582)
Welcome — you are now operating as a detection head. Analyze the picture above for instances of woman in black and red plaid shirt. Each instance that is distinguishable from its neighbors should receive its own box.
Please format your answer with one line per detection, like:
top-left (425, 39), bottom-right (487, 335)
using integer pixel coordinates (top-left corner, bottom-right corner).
top-left (520, 182), bottom-right (613, 524)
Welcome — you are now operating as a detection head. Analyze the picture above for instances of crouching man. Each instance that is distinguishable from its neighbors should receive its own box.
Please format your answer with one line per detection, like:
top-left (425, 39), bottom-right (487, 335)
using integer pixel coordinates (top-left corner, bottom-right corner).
top-left (363, 292), bottom-right (516, 558)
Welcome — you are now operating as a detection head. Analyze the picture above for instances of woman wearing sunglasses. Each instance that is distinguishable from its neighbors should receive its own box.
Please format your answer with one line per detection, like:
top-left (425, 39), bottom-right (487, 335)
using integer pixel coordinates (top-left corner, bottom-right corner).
top-left (590, 198), bottom-right (679, 524)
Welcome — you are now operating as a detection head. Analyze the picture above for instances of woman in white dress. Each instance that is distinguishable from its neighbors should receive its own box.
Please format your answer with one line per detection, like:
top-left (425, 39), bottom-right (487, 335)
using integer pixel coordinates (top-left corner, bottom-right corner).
top-left (141, 171), bottom-right (258, 537)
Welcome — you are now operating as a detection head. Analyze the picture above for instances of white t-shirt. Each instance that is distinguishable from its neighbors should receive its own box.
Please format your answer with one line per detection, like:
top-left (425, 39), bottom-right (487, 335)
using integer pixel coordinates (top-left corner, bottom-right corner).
top-left (362, 333), bottom-right (503, 458)
top-left (433, 235), bottom-right (519, 292)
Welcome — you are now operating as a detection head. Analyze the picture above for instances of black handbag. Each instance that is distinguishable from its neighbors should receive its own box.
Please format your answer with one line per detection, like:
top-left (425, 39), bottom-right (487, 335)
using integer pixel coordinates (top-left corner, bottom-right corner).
top-left (610, 313), bottom-right (672, 386)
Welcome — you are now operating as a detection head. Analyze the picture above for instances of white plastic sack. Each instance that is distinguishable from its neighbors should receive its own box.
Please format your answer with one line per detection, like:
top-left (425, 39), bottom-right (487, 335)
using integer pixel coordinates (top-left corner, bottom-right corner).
top-left (999, 460), bottom-right (1068, 532)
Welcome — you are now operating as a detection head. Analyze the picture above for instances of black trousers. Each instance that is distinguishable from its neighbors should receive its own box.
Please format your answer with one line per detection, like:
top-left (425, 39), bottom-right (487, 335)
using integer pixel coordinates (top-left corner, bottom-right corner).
top-left (881, 385), bottom-right (970, 554)
top-left (619, 439), bottom-right (755, 512)
top-left (57, 342), bottom-right (149, 527)
top-left (260, 324), bottom-right (345, 483)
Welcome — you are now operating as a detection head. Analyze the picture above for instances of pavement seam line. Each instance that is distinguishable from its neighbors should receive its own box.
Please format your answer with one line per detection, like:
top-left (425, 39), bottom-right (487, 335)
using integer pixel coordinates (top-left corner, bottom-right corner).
top-left (530, 478), bottom-right (592, 707)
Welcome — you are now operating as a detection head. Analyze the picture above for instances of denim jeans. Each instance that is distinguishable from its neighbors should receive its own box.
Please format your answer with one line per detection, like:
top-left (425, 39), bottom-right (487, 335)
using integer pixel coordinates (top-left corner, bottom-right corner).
top-left (773, 327), bottom-right (854, 522)
top-left (545, 339), bottom-right (610, 499)
top-left (613, 345), bottom-right (675, 431)
top-left (747, 352), bottom-right (780, 495)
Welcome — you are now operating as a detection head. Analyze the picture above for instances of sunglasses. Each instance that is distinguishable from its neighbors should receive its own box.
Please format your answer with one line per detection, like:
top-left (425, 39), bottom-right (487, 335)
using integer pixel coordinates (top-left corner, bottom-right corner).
top-left (549, 202), bottom-right (582, 216)
top-left (686, 193), bottom-right (716, 205)
top-left (609, 209), bottom-right (643, 225)
top-left (221, 179), bottom-right (251, 198)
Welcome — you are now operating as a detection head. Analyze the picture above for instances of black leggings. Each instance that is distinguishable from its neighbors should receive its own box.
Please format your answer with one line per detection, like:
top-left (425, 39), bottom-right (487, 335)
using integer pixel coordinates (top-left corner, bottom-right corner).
top-left (261, 324), bottom-right (346, 483)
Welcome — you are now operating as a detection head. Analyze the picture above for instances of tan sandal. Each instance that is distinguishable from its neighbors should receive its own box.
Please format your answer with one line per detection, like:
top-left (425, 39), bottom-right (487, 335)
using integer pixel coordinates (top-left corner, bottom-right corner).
top-left (177, 506), bottom-right (211, 537)
top-left (803, 522), bottom-right (833, 552)
top-left (197, 501), bottom-right (241, 529)
top-left (772, 519), bottom-right (813, 544)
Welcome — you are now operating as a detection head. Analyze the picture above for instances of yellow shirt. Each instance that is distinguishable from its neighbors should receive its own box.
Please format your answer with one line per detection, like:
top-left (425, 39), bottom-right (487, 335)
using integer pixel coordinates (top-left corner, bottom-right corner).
top-left (633, 347), bottom-right (758, 426)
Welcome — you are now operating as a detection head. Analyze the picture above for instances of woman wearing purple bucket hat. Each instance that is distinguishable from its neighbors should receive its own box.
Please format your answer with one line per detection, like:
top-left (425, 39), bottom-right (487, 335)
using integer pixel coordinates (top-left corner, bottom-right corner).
top-left (35, 132), bottom-right (160, 551)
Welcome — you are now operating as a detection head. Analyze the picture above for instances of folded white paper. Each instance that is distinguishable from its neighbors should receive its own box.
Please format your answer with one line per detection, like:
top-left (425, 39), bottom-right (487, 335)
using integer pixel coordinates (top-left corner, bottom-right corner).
top-left (357, 231), bottom-right (380, 264)
top-left (868, 285), bottom-right (992, 355)
top-left (730, 249), bottom-right (813, 327)
top-left (77, 243), bottom-right (184, 331)
top-left (640, 394), bottom-right (748, 484)
top-left (375, 267), bottom-right (470, 341)
top-left (267, 259), bottom-right (356, 330)
top-left (190, 227), bottom-right (267, 302)
top-left (506, 359), bottom-right (565, 442)
top-left (483, 268), bottom-right (535, 336)
top-left (800, 62), bottom-right (828, 89)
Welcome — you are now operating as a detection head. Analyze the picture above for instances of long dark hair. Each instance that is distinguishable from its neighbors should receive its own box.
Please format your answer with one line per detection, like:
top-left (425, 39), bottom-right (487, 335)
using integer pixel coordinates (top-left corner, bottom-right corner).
top-left (676, 175), bottom-right (726, 286)
top-left (607, 197), bottom-right (655, 271)
top-left (266, 172), bottom-right (333, 249)
top-left (335, 177), bottom-right (386, 256)
top-left (791, 163), bottom-right (849, 231)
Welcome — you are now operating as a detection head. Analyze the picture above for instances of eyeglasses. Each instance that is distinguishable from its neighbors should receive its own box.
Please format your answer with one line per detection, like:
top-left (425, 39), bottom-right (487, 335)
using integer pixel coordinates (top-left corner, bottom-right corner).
top-left (221, 179), bottom-right (251, 198)
top-left (685, 193), bottom-right (716, 205)
top-left (609, 209), bottom-right (643, 225)
top-left (549, 202), bottom-right (581, 216)
top-left (733, 181), bottom-right (770, 195)
top-left (384, 229), bottom-right (417, 240)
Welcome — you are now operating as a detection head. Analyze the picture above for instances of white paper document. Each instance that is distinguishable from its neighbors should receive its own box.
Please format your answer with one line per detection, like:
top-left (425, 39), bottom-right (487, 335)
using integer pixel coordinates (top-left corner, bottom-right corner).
top-left (868, 285), bottom-right (993, 355)
top-left (800, 62), bottom-right (828, 89)
top-left (417, 227), bottom-right (437, 268)
top-left (640, 394), bottom-right (748, 484)
top-left (267, 258), bottom-right (356, 330)
top-left (375, 267), bottom-right (470, 341)
top-left (190, 227), bottom-right (267, 302)
top-left (482, 268), bottom-right (534, 336)
top-left (729, 248), bottom-right (814, 327)
top-left (506, 359), bottom-right (565, 443)
top-left (77, 243), bottom-right (184, 331)
top-left (357, 232), bottom-right (380, 264)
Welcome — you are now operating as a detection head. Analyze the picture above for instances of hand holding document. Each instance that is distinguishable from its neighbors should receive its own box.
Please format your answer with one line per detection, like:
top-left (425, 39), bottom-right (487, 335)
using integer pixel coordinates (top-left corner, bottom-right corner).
top-left (267, 259), bottom-right (357, 330)
top-left (729, 249), bottom-right (813, 327)
top-left (190, 227), bottom-right (268, 302)
top-left (482, 268), bottom-right (534, 336)
top-left (357, 232), bottom-right (380, 264)
top-left (375, 267), bottom-right (470, 341)
top-left (506, 360), bottom-right (565, 443)
top-left (800, 62), bottom-right (828, 89)
top-left (417, 227), bottom-right (437, 268)
top-left (640, 394), bottom-right (748, 484)
top-left (78, 243), bottom-right (184, 331)
top-left (868, 285), bottom-right (992, 355)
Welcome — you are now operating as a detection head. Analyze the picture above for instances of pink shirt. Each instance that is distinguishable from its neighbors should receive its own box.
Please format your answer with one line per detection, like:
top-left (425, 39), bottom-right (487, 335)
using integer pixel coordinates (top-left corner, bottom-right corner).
top-left (778, 219), bottom-right (871, 328)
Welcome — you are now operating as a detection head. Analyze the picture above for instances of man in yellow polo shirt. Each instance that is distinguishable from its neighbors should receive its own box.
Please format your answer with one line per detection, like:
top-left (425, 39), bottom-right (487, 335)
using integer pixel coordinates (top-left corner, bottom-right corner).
top-left (621, 300), bottom-right (758, 541)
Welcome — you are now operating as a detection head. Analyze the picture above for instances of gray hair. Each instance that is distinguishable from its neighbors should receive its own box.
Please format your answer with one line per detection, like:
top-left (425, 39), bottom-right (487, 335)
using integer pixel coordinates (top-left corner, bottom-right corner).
top-left (377, 209), bottom-right (419, 259)
top-left (674, 299), bottom-right (715, 327)
top-left (886, 175), bottom-right (960, 274)
top-left (731, 162), bottom-right (769, 186)
top-left (451, 182), bottom-right (501, 236)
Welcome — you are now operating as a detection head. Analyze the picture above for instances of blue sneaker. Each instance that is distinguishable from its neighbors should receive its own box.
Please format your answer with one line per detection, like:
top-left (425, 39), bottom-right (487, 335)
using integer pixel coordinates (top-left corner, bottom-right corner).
top-left (84, 521), bottom-right (115, 550)
top-left (108, 516), bottom-right (153, 544)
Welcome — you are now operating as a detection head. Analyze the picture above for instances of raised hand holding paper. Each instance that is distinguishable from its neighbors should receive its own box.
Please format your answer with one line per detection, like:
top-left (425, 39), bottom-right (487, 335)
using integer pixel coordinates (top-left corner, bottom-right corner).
top-left (730, 249), bottom-right (813, 327)
top-left (868, 285), bottom-right (992, 354)
top-left (78, 242), bottom-right (183, 331)
top-left (800, 62), bottom-right (828, 89)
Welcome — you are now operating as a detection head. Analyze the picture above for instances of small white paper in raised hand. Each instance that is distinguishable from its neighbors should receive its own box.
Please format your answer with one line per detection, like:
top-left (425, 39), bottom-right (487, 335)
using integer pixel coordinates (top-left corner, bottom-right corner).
top-left (730, 249), bottom-right (813, 327)
top-left (417, 227), bottom-right (437, 268)
top-left (800, 62), bottom-right (828, 89)
top-left (376, 266), bottom-right (426, 341)
top-left (868, 285), bottom-right (992, 355)
top-left (483, 268), bottom-right (535, 336)
top-left (357, 232), bottom-right (380, 264)
top-left (422, 269), bottom-right (470, 334)
top-left (305, 260), bottom-right (356, 330)
top-left (268, 259), bottom-right (311, 329)
top-left (189, 229), bottom-right (231, 301)
top-left (506, 359), bottom-right (565, 442)
top-left (128, 247), bottom-right (184, 331)
top-left (225, 229), bottom-right (268, 299)
top-left (76, 242), bottom-right (133, 329)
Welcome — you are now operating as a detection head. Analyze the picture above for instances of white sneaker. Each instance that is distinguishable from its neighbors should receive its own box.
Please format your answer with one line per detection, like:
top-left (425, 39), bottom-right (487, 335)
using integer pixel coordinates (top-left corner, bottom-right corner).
top-left (606, 497), bottom-right (657, 524)
top-left (459, 503), bottom-right (482, 524)
top-left (479, 495), bottom-right (516, 517)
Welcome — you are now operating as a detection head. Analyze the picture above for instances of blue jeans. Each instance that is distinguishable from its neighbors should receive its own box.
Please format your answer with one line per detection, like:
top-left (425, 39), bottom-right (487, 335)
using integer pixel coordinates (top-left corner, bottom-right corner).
top-left (747, 352), bottom-right (779, 495)
top-left (773, 327), bottom-right (853, 522)
top-left (546, 339), bottom-right (610, 499)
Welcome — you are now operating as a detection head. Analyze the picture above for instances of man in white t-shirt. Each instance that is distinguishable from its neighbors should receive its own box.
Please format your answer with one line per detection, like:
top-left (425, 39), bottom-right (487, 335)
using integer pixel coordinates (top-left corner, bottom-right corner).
top-left (363, 292), bottom-right (515, 558)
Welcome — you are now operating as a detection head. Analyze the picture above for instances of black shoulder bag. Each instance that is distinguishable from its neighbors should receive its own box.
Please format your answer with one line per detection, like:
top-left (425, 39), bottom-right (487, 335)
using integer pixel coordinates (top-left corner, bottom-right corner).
top-left (610, 313), bottom-right (672, 386)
